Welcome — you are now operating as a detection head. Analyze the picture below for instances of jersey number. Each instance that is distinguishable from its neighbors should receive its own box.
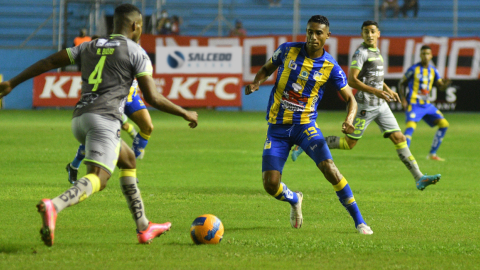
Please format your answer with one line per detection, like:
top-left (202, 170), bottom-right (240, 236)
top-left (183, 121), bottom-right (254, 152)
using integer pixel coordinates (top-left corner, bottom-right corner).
top-left (88, 56), bottom-right (107, 92)
top-left (354, 118), bottom-right (366, 130)
top-left (303, 127), bottom-right (318, 136)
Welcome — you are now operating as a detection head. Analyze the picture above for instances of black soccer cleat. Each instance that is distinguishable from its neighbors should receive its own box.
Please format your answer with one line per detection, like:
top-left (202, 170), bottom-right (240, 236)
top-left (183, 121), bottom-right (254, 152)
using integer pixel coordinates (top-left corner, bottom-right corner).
top-left (65, 163), bottom-right (78, 185)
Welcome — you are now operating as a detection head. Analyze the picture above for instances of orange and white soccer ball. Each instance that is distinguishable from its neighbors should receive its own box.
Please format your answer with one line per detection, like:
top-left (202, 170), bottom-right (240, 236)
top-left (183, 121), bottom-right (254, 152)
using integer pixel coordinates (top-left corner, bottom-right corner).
top-left (190, 214), bottom-right (224, 244)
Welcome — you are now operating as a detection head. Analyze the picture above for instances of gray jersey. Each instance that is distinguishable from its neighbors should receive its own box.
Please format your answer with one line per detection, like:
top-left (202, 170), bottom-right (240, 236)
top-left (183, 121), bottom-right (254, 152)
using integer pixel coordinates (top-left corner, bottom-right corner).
top-left (67, 34), bottom-right (153, 121)
top-left (351, 43), bottom-right (385, 108)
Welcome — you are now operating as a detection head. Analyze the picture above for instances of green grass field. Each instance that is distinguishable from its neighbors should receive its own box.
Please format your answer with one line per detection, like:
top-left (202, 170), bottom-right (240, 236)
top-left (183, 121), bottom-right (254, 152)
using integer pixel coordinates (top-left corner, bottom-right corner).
top-left (0, 110), bottom-right (479, 269)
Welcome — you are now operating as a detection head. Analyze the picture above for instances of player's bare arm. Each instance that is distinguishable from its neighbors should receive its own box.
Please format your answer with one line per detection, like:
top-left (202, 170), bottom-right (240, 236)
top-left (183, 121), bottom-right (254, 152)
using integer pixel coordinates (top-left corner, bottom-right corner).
top-left (383, 82), bottom-right (400, 102)
top-left (245, 61), bottom-right (278, 95)
top-left (339, 85), bottom-right (357, 134)
top-left (398, 75), bottom-right (409, 110)
top-left (348, 67), bottom-right (392, 101)
top-left (436, 78), bottom-right (451, 91)
top-left (137, 75), bottom-right (198, 128)
top-left (0, 50), bottom-right (71, 98)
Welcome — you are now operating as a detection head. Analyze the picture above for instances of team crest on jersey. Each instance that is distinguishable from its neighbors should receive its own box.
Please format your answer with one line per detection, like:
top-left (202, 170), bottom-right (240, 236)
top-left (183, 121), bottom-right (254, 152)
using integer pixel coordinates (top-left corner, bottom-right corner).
top-left (272, 48), bottom-right (281, 61)
top-left (360, 110), bottom-right (366, 116)
top-left (299, 70), bottom-right (309, 81)
top-left (117, 129), bottom-right (121, 138)
top-left (292, 82), bottom-right (302, 93)
top-left (288, 60), bottom-right (298, 70)
top-left (313, 71), bottom-right (322, 81)
top-left (264, 138), bottom-right (271, 150)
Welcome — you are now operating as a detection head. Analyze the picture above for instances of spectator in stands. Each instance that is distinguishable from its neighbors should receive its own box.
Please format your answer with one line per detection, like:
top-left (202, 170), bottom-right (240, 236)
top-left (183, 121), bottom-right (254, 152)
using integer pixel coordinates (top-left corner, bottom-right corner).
top-left (73, 28), bottom-right (91, 46)
top-left (156, 10), bottom-right (181, 35)
top-left (402, 0), bottom-right (419, 18)
top-left (229, 19), bottom-right (247, 37)
top-left (268, 0), bottom-right (281, 7)
top-left (156, 10), bottom-right (172, 35)
top-left (380, 0), bottom-right (400, 18)
top-left (171, 15), bottom-right (182, 35)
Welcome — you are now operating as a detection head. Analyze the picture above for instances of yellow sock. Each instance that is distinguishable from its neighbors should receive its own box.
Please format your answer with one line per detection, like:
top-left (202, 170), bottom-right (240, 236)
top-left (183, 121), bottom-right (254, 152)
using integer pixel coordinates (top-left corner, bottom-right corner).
top-left (339, 137), bottom-right (350, 150)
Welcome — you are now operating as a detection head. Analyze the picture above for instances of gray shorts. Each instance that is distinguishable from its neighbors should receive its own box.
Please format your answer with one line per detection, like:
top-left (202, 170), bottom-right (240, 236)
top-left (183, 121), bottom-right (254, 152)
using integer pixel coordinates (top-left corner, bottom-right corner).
top-left (72, 113), bottom-right (122, 174)
top-left (347, 102), bottom-right (401, 140)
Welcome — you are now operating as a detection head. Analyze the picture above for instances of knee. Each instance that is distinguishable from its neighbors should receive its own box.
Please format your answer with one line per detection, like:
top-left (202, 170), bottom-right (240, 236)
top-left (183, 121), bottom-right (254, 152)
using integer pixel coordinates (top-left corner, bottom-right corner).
top-left (390, 131), bottom-right (406, 144)
top-left (437, 119), bottom-right (449, 128)
top-left (118, 148), bottom-right (137, 170)
top-left (318, 159), bottom-right (335, 175)
top-left (262, 171), bottom-right (281, 195)
top-left (141, 123), bottom-right (154, 136)
top-left (318, 160), bottom-right (343, 185)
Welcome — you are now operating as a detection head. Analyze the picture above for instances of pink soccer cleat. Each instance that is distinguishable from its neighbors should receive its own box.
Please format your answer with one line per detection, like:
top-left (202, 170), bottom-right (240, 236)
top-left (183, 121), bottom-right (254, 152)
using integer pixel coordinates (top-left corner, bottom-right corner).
top-left (36, 199), bottom-right (57, 247)
top-left (137, 222), bottom-right (171, 244)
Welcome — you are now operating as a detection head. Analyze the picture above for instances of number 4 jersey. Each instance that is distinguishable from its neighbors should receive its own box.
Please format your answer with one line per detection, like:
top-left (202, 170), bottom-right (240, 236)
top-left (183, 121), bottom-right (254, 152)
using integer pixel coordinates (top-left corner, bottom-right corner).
top-left (66, 34), bottom-right (153, 121)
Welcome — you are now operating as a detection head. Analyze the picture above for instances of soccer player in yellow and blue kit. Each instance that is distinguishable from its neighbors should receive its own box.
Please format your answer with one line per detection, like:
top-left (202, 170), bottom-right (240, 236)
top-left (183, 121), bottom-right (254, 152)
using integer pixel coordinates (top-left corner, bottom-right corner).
top-left (246, 15), bottom-right (373, 234)
top-left (399, 45), bottom-right (451, 161)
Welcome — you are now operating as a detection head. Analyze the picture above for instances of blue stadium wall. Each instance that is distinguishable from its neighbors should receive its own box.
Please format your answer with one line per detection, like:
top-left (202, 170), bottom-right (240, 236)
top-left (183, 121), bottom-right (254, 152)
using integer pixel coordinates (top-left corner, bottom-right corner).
top-left (0, 49), bottom-right (56, 109)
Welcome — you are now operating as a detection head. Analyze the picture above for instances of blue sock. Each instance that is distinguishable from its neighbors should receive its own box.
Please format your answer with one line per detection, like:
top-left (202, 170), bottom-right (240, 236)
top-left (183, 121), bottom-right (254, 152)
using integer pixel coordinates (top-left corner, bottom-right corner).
top-left (71, 144), bottom-right (85, 169)
top-left (132, 131), bottom-right (150, 158)
top-left (430, 127), bottom-right (447, 154)
top-left (404, 127), bottom-right (415, 147)
top-left (273, 182), bottom-right (299, 205)
top-left (334, 178), bottom-right (365, 227)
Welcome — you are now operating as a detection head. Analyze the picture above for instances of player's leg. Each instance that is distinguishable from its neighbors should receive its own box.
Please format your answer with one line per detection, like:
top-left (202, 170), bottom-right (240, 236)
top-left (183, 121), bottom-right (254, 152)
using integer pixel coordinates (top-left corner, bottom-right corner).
top-left (404, 121), bottom-right (417, 147)
top-left (121, 113), bottom-right (138, 140)
top-left (296, 122), bottom-right (372, 234)
top-left (377, 103), bottom-right (441, 189)
top-left (325, 108), bottom-right (374, 150)
top-left (37, 114), bottom-right (118, 246)
top-left (128, 108), bottom-right (153, 159)
top-left (424, 107), bottom-right (448, 161)
top-left (290, 145), bottom-right (304, 161)
top-left (262, 125), bottom-right (302, 228)
top-left (116, 140), bottom-right (171, 243)
top-left (404, 104), bottom-right (424, 147)
top-left (66, 144), bottom-right (86, 184)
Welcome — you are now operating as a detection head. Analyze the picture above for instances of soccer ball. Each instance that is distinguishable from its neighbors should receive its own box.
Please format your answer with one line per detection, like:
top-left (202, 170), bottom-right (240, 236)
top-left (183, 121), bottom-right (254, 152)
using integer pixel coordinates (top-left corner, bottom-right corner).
top-left (190, 214), bottom-right (224, 244)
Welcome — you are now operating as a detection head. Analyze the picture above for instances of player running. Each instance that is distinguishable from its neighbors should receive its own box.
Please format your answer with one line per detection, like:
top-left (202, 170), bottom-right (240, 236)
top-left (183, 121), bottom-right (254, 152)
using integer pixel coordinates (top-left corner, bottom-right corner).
top-left (398, 45), bottom-right (451, 161)
top-left (291, 20), bottom-right (440, 191)
top-left (66, 79), bottom-right (153, 184)
top-left (247, 15), bottom-right (373, 235)
top-left (0, 4), bottom-right (198, 246)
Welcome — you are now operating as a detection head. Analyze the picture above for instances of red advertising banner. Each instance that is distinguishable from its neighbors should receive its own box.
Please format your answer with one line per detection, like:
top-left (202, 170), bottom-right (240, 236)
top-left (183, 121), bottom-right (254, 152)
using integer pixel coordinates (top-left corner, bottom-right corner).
top-left (33, 72), bottom-right (82, 107)
top-left (33, 72), bottom-right (242, 107)
top-left (152, 74), bottom-right (242, 107)
top-left (141, 34), bottom-right (480, 83)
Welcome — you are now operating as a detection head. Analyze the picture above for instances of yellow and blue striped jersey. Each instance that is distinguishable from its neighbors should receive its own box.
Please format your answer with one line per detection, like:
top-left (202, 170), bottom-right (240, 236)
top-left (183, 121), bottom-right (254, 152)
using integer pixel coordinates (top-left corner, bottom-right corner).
top-left (404, 63), bottom-right (441, 105)
top-left (127, 79), bottom-right (139, 102)
top-left (266, 42), bottom-right (348, 124)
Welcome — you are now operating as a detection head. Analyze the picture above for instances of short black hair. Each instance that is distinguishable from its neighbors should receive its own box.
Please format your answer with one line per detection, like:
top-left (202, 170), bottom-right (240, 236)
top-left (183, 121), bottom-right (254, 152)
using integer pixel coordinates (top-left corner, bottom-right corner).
top-left (114, 3), bottom-right (141, 18)
top-left (307, 15), bottom-right (329, 27)
top-left (420, 45), bottom-right (432, 51)
top-left (361, 20), bottom-right (379, 30)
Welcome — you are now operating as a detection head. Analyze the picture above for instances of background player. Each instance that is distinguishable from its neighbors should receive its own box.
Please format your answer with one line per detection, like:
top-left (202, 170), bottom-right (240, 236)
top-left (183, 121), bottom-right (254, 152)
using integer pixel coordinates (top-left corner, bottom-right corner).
top-left (0, 4), bottom-right (198, 246)
top-left (291, 21), bottom-right (440, 191)
top-left (66, 79), bottom-right (153, 184)
top-left (247, 15), bottom-right (373, 235)
top-left (398, 45), bottom-right (451, 161)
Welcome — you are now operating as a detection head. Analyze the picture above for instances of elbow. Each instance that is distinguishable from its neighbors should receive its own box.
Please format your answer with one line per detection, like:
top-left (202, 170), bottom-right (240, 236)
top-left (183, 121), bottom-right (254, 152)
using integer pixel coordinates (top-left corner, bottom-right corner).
top-left (347, 78), bottom-right (356, 88)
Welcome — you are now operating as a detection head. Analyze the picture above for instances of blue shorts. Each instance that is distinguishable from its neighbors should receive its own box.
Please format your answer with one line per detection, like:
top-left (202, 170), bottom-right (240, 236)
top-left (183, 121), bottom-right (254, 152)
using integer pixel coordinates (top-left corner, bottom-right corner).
top-left (262, 122), bottom-right (332, 173)
top-left (124, 90), bottom-right (147, 117)
top-left (406, 103), bottom-right (444, 127)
